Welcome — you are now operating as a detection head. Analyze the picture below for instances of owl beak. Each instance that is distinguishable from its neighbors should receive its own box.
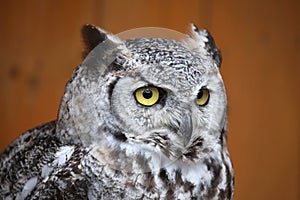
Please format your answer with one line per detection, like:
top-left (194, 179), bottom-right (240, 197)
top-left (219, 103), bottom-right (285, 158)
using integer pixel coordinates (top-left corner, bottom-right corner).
top-left (178, 111), bottom-right (193, 147)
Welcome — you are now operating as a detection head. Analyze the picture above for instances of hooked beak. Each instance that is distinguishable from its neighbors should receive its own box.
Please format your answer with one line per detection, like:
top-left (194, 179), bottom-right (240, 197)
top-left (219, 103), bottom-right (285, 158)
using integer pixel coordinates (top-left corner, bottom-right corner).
top-left (178, 111), bottom-right (193, 147)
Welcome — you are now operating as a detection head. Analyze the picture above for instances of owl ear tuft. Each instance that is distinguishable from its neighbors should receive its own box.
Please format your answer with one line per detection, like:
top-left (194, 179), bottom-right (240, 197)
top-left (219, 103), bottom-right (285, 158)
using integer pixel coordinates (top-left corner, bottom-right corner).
top-left (81, 24), bottom-right (109, 58)
top-left (184, 24), bottom-right (222, 68)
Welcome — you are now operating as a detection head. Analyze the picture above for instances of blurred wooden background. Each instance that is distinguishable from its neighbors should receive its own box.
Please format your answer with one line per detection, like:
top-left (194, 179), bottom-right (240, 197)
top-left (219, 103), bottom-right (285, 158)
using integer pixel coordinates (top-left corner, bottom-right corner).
top-left (0, 0), bottom-right (299, 199)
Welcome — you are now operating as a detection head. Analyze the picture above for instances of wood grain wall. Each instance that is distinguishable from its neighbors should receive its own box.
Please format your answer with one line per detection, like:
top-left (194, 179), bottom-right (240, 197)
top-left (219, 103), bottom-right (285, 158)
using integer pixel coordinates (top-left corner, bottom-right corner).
top-left (0, 0), bottom-right (299, 199)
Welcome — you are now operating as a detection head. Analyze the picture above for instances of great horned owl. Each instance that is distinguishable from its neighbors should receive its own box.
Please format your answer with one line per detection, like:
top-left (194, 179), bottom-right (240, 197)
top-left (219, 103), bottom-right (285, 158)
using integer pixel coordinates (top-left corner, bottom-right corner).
top-left (0, 24), bottom-right (234, 199)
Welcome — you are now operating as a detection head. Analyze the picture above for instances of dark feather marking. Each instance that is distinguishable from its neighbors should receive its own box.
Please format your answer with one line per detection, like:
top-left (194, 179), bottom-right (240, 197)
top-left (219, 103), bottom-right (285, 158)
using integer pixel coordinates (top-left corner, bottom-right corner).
top-left (158, 168), bottom-right (176, 199)
top-left (109, 62), bottom-right (125, 72)
top-left (183, 180), bottom-right (195, 193)
top-left (102, 125), bottom-right (127, 142)
top-left (66, 66), bottom-right (81, 86)
top-left (175, 169), bottom-right (183, 185)
top-left (144, 133), bottom-right (171, 158)
top-left (105, 76), bottom-right (129, 142)
top-left (166, 188), bottom-right (175, 200)
top-left (218, 139), bottom-right (234, 199)
top-left (199, 183), bottom-right (204, 192)
top-left (144, 172), bottom-right (156, 192)
top-left (223, 159), bottom-right (234, 199)
top-left (112, 131), bottom-right (127, 142)
top-left (192, 24), bottom-right (222, 68)
top-left (183, 136), bottom-right (203, 160)
top-left (107, 77), bottom-right (120, 100)
top-left (158, 168), bottom-right (169, 186)
top-left (81, 24), bottom-right (107, 58)
top-left (205, 31), bottom-right (222, 68)
top-left (218, 188), bottom-right (226, 199)
top-left (204, 158), bottom-right (222, 198)
top-left (219, 128), bottom-right (226, 148)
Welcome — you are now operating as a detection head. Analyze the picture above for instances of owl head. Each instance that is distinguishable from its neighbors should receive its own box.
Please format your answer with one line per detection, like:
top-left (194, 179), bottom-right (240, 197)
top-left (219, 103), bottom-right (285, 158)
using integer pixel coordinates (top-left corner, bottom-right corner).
top-left (57, 24), bottom-right (227, 170)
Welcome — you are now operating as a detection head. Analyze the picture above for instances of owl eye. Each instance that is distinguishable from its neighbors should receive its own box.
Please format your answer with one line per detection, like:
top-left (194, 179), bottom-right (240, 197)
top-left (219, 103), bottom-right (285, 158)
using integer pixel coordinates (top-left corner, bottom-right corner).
top-left (135, 87), bottom-right (160, 106)
top-left (196, 88), bottom-right (210, 106)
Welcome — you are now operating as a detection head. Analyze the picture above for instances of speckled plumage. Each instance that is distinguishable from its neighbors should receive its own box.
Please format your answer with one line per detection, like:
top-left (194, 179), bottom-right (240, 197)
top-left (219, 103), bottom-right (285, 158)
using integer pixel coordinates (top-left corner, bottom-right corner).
top-left (0, 24), bottom-right (234, 199)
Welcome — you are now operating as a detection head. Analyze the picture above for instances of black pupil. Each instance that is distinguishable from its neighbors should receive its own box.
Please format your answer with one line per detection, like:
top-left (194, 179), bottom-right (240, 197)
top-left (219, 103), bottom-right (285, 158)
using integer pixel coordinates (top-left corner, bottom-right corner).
top-left (197, 90), bottom-right (203, 99)
top-left (143, 89), bottom-right (153, 99)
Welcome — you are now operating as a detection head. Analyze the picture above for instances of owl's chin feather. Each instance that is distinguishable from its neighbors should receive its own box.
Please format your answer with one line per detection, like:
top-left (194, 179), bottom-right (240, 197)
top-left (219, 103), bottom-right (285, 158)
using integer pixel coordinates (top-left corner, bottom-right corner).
top-left (88, 127), bottom-right (233, 199)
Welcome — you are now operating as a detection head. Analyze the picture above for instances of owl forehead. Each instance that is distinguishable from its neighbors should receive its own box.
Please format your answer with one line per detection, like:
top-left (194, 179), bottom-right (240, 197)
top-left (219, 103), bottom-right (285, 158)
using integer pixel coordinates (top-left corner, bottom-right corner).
top-left (124, 38), bottom-right (200, 66)
top-left (116, 38), bottom-right (209, 91)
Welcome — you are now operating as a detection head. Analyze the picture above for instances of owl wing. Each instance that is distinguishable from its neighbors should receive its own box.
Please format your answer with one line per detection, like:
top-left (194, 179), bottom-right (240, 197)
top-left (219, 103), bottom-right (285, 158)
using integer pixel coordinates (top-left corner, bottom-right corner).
top-left (24, 148), bottom-right (90, 199)
top-left (0, 121), bottom-right (64, 199)
top-left (0, 122), bottom-right (106, 199)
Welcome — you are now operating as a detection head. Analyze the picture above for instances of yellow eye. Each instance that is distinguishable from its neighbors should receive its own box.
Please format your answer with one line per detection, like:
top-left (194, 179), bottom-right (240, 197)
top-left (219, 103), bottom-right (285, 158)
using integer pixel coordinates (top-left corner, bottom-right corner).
top-left (196, 88), bottom-right (210, 106)
top-left (135, 87), bottom-right (160, 106)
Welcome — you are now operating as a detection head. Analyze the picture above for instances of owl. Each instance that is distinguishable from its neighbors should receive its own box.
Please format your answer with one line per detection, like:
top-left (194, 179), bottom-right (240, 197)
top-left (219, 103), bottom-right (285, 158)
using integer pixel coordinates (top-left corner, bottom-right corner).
top-left (0, 24), bottom-right (234, 199)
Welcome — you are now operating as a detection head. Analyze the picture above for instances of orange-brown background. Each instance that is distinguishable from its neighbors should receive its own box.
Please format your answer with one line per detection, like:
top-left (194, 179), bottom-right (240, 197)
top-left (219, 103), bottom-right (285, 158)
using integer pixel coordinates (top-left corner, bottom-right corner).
top-left (0, 0), bottom-right (299, 199)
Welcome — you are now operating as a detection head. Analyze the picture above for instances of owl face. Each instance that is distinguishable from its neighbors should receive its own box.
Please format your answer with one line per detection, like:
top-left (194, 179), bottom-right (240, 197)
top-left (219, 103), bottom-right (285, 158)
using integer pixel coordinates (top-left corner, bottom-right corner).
top-left (58, 25), bottom-right (227, 166)
top-left (107, 37), bottom-right (227, 160)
